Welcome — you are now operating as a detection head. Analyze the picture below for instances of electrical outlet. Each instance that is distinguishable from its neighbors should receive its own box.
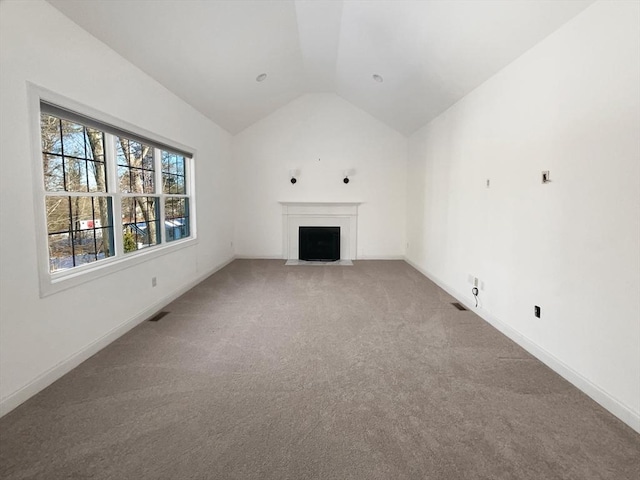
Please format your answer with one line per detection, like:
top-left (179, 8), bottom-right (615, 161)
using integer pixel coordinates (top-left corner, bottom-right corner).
top-left (473, 277), bottom-right (479, 287)
top-left (486, 179), bottom-right (490, 188)
top-left (542, 171), bottom-right (550, 184)
top-left (534, 305), bottom-right (541, 318)
top-left (152, 277), bottom-right (157, 287)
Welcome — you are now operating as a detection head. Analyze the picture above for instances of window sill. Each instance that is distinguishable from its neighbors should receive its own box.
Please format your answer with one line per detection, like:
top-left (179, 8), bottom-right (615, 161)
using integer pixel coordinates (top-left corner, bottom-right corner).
top-left (40, 236), bottom-right (198, 298)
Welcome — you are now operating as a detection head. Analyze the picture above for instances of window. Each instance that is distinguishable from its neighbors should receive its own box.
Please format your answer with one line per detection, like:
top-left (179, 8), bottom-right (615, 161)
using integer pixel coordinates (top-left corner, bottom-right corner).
top-left (41, 115), bottom-right (114, 271)
top-left (117, 137), bottom-right (160, 253)
top-left (162, 152), bottom-right (190, 242)
top-left (38, 101), bottom-right (194, 282)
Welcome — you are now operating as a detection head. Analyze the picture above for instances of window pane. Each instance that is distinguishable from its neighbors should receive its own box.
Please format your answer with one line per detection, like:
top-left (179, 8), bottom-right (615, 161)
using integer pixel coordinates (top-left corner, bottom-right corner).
top-left (142, 149), bottom-right (154, 171)
top-left (142, 169), bottom-right (154, 194)
top-left (163, 171), bottom-right (186, 194)
top-left (92, 196), bottom-right (113, 230)
top-left (117, 137), bottom-right (155, 194)
top-left (118, 165), bottom-right (132, 193)
top-left (162, 173), bottom-right (173, 194)
top-left (69, 196), bottom-right (89, 227)
top-left (122, 197), bottom-right (160, 253)
top-left (46, 195), bottom-right (113, 272)
top-left (64, 158), bottom-right (88, 192)
top-left (176, 175), bottom-right (185, 194)
top-left (85, 128), bottom-right (104, 161)
top-left (161, 151), bottom-right (172, 173)
top-left (97, 227), bottom-right (113, 260)
top-left (41, 114), bottom-right (62, 154)
top-left (61, 119), bottom-right (88, 158)
top-left (117, 138), bottom-right (130, 165)
top-left (130, 141), bottom-right (143, 163)
top-left (43, 154), bottom-right (65, 191)
top-left (162, 152), bottom-right (186, 194)
top-left (86, 159), bottom-right (106, 192)
top-left (165, 197), bottom-right (190, 242)
top-left (46, 196), bottom-right (70, 234)
top-left (48, 233), bottom-right (73, 272)
top-left (71, 228), bottom-right (98, 267)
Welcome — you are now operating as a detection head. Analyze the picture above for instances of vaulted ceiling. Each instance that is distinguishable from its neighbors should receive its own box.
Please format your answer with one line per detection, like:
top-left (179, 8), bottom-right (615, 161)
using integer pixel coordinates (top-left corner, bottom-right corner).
top-left (48, 0), bottom-right (594, 135)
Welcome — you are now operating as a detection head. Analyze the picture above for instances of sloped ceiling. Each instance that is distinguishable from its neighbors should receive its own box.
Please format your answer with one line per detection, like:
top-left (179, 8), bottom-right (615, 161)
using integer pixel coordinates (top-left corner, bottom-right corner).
top-left (47, 0), bottom-right (594, 135)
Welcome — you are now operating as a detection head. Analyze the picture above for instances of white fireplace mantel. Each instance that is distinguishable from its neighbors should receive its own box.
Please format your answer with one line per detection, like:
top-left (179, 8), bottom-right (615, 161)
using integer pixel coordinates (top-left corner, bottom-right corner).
top-left (279, 202), bottom-right (361, 260)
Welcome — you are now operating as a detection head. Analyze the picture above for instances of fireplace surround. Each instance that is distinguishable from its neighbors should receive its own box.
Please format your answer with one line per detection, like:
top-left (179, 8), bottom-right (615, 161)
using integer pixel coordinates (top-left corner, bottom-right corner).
top-left (280, 202), bottom-right (360, 260)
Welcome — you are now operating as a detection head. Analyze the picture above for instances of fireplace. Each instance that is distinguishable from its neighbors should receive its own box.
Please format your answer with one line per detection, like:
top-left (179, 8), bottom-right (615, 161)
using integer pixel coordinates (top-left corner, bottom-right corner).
top-left (299, 227), bottom-right (340, 261)
top-left (280, 202), bottom-right (360, 260)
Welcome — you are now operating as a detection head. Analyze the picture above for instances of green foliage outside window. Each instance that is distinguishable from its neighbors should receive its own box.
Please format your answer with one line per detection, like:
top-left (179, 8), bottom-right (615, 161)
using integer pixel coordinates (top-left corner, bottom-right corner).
top-left (123, 230), bottom-right (137, 253)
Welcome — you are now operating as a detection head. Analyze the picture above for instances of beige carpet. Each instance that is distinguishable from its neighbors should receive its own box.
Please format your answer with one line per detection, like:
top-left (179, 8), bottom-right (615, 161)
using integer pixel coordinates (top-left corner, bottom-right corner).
top-left (0, 260), bottom-right (638, 479)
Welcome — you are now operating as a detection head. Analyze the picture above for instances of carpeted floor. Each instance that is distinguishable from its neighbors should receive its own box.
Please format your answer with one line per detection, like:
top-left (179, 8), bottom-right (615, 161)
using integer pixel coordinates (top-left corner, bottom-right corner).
top-left (0, 260), bottom-right (638, 479)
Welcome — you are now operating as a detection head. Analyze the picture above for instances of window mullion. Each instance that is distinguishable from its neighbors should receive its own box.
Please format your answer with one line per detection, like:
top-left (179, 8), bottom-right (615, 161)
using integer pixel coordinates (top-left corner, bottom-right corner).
top-left (45, 191), bottom-right (111, 198)
top-left (155, 147), bottom-right (166, 244)
top-left (105, 133), bottom-right (123, 256)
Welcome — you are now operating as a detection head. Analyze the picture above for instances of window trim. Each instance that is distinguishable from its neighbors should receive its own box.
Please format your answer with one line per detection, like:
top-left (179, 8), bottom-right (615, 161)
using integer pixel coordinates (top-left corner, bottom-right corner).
top-left (28, 84), bottom-right (198, 297)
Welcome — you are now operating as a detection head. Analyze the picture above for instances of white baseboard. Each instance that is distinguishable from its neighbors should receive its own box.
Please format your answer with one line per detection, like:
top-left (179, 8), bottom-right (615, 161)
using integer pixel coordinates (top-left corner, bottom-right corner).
top-left (233, 255), bottom-right (406, 261)
top-left (0, 256), bottom-right (235, 418)
top-left (403, 257), bottom-right (640, 434)
top-left (234, 254), bottom-right (285, 260)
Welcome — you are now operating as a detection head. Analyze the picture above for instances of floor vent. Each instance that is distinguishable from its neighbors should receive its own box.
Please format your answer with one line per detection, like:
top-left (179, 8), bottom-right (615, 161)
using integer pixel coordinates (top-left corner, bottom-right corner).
top-left (148, 311), bottom-right (170, 322)
top-left (451, 302), bottom-right (467, 311)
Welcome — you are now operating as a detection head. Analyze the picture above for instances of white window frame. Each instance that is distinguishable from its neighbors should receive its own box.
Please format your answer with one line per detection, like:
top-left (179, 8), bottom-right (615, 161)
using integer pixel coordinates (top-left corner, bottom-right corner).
top-left (28, 84), bottom-right (198, 297)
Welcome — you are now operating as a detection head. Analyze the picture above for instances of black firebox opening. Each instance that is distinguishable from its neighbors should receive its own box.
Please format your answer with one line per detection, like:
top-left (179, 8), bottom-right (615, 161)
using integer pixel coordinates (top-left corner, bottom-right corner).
top-left (299, 226), bottom-right (340, 261)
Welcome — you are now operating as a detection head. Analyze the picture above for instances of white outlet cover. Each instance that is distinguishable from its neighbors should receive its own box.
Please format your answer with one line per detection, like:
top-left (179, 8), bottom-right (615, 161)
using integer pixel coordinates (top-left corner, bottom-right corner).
top-left (542, 170), bottom-right (551, 183)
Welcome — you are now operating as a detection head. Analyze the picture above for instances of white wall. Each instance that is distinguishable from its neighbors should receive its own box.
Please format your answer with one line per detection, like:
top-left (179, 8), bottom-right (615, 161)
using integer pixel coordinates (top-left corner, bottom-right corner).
top-left (233, 93), bottom-right (407, 258)
top-left (406, 0), bottom-right (640, 430)
top-left (0, 0), bottom-right (234, 414)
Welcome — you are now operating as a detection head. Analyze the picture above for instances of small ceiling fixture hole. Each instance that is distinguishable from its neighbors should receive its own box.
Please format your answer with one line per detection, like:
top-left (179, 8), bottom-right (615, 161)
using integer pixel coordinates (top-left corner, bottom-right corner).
top-left (372, 74), bottom-right (383, 83)
top-left (256, 73), bottom-right (267, 82)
